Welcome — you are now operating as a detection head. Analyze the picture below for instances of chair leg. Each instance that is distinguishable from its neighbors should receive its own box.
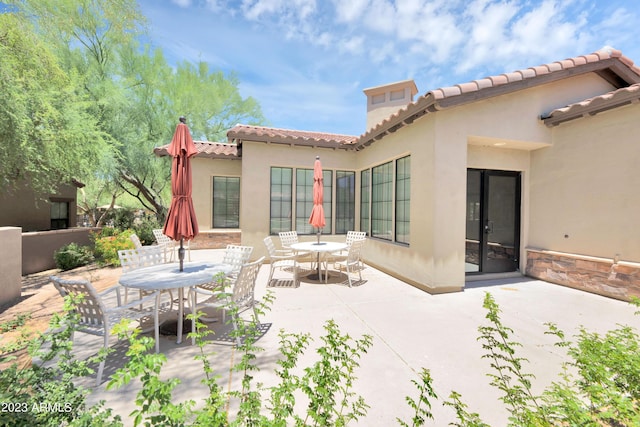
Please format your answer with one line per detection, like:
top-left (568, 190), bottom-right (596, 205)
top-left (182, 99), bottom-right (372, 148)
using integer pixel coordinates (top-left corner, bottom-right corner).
top-left (96, 332), bottom-right (109, 386)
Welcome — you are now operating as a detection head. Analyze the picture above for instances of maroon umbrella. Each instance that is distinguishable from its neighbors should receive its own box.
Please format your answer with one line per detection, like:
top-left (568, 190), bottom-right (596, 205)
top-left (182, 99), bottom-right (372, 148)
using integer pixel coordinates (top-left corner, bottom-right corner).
top-left (163, 117), bottom-right (199, 271)
top-left (308, 156), bottom-right (325, 279)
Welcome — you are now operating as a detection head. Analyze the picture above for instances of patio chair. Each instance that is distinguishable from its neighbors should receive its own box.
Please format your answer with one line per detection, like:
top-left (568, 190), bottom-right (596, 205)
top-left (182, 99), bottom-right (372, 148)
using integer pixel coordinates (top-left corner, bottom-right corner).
top-left (130, 233), bottom-right (143, 250)
top-left (279, 231), bottom-right (314, 267)
top-left (50, 275), bottom-right (161, 385)
top-left (188, 257), bottom-right (265, 346)
top-left (152, 229), bottom-right (191, 263)
top-left (264, 236), bottom-right (299, 287)
top-left (327, 231), bottom-right (367, 270)
top-left (190, 244), bottom-right (254, 321)
top-left (334, 239), bottom-right (366, 287)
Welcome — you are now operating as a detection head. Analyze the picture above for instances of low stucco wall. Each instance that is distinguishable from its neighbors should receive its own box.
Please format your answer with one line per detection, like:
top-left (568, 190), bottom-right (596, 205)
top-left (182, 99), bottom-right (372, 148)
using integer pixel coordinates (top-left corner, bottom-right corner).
top-left (22, 227), bottom-right (99, 275)
top-left (526, 248), bottom-right (640, 301)
top-left (0, 227), bottom-right (22, 307)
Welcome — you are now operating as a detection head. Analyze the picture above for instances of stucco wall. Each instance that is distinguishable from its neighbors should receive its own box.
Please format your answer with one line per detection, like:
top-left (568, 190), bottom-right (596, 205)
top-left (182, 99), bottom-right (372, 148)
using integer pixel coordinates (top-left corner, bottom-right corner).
top-left (22, 227), bottom-right (99, 275)
top-left (0, 227), bottom-right (21, 306)
top-left (529, 102), bottom-right (640, 263)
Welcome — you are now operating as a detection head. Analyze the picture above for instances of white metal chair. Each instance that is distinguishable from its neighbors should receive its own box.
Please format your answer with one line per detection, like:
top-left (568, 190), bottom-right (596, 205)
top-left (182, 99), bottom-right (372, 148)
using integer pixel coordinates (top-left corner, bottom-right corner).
top-left (264, 236), bottom-right (299, 287)
top-left (334, 239), bottom-right (366, 287)
top-left (190, 245), bottom-right (254, 321)
top-left (279, 230), bottom-right (313, 267)
top-left (152, 229), bottom-right (191, 263)
top-left (188, 257), bottom-right (265, 345)
top-left (130, 233), bottom-right (143, 250)
top-left (328, 231), bottom-right (367, 271)
top-left (50, 275), bottom-right (161, 385)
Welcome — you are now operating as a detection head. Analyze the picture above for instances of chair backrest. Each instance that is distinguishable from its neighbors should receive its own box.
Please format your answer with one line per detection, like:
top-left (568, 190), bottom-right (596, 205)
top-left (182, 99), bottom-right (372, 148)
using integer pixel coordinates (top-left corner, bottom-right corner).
top-left (118, 246), bottom-right (164, 272)
top-left (347, 239), bottom-right (366, 265)
top-left (153, 229), bottom-right (173, 246)
top-left (118, 248), bottom-right (140, 273)
top-left (137, 245), bottom-right (164, 268)
top-left (263, 236), bottom-right (277, 258)
top-left (130, 233), bottom-right (143, 249)
top-left (231, 257), bottom-right (264, 308)
top-left (278, 231), bottom-right (299, 249)
top-left (50, 275), bottom-right (106, 327)
top-left (346, 231), bottom-right (366, 246)
top-left (222, 245), bottom-right (254, 275)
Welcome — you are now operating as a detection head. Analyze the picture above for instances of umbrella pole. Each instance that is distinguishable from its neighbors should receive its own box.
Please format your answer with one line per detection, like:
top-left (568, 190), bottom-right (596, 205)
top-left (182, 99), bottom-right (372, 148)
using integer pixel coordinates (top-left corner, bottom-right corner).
top-left (178, 238), bottom-right (185, 272)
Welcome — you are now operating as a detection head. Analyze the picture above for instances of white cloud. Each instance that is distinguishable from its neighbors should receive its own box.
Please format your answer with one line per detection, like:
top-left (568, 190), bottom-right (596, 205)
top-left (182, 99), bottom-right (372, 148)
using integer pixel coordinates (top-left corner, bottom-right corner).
top-left (332, 0), bottom-right (370, 23)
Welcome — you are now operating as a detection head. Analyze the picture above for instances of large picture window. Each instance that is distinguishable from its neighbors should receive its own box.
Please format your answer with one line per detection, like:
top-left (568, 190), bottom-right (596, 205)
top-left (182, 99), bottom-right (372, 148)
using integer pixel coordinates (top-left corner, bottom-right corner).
top-left (270, 167), bottom-right (292, 234)
top-left (371, 162), bottom-right (393, 240)
top-left (360, 155), bottom-right (410, 245)
top-left (395, 156), bottom-right (410, 244)
top-left (336, 171), bottom-right (355, 234)
top-left (212, 176), bottom-right (240, 228)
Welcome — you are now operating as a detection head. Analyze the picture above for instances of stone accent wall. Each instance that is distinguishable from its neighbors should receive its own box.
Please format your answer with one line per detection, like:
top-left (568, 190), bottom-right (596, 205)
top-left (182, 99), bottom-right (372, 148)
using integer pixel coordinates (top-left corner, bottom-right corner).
top-left (526, 249), bottom-right (640, 301)
top-left (190, 230), bottom-right (241, 249)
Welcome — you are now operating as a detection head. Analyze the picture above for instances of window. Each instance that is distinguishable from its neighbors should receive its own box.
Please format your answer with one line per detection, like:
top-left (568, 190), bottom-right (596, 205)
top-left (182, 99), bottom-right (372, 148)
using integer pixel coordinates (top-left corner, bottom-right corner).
top-left (360, 170), bottom-right (370, 236)
top-left (50, 201), bottom-right (69, 230)
top-left (395, 156), bottom-right (410, 244)
top-left (270, 167), bottom-right (292, 234)
top-left (360, 155), bottom-right (410, 245)
top-left (371, 162), bottom-right (393, 240)
top-left (212, 176), bottom-right (240, 228)
top-left (336, 171), bottom-right (355, 234)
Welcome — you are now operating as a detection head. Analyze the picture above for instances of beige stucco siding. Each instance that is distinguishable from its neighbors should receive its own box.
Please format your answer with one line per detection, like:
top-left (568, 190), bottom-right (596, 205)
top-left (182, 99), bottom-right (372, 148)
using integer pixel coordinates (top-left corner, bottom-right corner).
top-left (529, 102), bottom-right (640, 262)
top-left (191, 157), bottom-right (242, 230)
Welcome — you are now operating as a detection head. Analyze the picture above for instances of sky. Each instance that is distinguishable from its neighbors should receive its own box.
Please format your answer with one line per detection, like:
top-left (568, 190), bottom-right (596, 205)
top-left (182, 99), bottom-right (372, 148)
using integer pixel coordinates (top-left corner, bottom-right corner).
top-left (137, 0), bottom-right (640, 137)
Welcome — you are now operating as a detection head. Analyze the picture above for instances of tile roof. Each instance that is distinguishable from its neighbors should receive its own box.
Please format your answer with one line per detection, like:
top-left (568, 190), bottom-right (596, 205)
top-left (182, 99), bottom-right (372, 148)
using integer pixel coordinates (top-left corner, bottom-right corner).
top-left (542, 83), bottom-right (640, 126)
top-left (357, 48), bottom-right (640, 149)
top-left (154, 141), bottom-right (239, 159)
top-left (155, 49), bottom-right (640, 154)
top-left (226, 124), bottom-right (357, 148)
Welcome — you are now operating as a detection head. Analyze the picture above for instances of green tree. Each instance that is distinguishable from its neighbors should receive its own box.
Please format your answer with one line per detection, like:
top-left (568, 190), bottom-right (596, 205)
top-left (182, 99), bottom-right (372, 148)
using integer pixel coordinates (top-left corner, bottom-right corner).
top-left (0, 12), bottom-right (113, 196)
top-left (8, 0), bottom-right (267, 221)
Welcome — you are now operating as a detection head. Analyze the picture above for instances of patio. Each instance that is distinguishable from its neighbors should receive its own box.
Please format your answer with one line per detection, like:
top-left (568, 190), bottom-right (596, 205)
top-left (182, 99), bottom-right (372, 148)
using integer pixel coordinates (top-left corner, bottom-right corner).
top-left (76, 249), bottom-right (640, 426)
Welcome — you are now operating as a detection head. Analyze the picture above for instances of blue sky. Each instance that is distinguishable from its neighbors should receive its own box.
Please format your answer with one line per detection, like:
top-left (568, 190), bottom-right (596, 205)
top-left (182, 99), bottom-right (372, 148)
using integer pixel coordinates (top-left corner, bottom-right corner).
top-left (137, 0), bottom-right (640, 137)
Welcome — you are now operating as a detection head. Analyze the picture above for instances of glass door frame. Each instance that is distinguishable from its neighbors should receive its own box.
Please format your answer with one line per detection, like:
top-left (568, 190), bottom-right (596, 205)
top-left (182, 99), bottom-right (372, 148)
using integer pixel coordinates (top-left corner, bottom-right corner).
top-left (466, 169), bottom-right (521, 275)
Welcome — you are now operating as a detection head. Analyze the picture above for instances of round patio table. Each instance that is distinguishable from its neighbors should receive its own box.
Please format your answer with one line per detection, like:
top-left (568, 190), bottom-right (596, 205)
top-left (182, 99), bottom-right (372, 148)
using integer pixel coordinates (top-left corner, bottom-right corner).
top-left (291, 241), bottom-right (347, 282)
top-left (119, 261), bottom-right (232, 349)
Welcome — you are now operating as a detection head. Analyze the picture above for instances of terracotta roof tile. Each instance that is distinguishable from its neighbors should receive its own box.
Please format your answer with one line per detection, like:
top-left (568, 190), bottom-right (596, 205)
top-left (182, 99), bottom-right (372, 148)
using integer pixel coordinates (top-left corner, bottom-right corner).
top-left (154, 141), bottom-right (239, 158)
top-left (357, 48), bottom-right (640, 148)
top-left (227, 124), bottom-right (357, 147)
top-left (542, 83), bottom-right (640, 126)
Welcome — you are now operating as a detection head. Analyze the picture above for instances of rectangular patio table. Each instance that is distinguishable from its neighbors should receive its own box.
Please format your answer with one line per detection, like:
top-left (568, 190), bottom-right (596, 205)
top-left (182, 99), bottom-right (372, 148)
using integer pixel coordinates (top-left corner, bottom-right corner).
top-left (290, 241), bottom-right (347, 282)
top-left (119, 261), bottom-right (232, 351)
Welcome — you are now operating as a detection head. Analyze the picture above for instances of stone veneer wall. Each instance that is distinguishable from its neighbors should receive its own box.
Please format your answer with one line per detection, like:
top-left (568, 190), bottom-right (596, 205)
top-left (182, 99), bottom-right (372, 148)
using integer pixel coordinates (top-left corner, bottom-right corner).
top-left (190, 230), bottom-right (241, 249)
top-left (526, 249), bottom-right (640, 301)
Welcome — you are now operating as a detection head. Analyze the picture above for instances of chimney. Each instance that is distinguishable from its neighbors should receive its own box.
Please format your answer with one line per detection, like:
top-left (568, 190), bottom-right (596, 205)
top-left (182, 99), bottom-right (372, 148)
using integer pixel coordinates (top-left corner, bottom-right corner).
top-left (363, 79), bottom-right (418, 132)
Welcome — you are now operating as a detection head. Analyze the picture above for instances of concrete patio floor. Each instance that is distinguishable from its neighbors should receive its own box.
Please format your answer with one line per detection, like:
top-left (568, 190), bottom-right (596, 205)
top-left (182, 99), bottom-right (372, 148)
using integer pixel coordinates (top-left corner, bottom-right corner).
top-left (80, 249), bottom-right (640, 426)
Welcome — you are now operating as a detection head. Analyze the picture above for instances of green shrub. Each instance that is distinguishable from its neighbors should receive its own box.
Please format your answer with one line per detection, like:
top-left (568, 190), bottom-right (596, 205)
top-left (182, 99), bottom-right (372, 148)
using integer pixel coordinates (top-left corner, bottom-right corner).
top-left (53, 243), bottom-right (95, 271)
top-left (91, 229), bottom-right (134, 266)
top-left (132, 215), bottom-right (162, 246)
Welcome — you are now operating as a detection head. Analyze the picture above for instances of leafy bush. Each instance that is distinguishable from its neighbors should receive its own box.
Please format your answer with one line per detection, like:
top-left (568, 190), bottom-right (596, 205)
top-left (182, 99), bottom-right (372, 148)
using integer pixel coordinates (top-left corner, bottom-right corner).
top-left (91, 229), bottom-right (134, 266)
top-left (53, 243), bottom-right (95, 271)
top-left (132, 215), bottom-right (162, 246)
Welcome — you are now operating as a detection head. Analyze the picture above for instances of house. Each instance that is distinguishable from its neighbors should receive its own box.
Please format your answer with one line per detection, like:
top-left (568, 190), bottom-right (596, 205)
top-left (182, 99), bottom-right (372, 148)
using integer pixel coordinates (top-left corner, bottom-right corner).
top-left (0, 179), bottom-right (83, 232)
top-left (155, 48), bottom-right (640, 300)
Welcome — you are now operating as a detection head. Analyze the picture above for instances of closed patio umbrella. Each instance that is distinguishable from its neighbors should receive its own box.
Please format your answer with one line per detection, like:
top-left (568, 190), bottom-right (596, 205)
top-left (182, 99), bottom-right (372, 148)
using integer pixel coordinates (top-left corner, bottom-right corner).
top-left (162, 117), bottom-right (199, 271)
top-left (308, 156), bottom-right (325, 279)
